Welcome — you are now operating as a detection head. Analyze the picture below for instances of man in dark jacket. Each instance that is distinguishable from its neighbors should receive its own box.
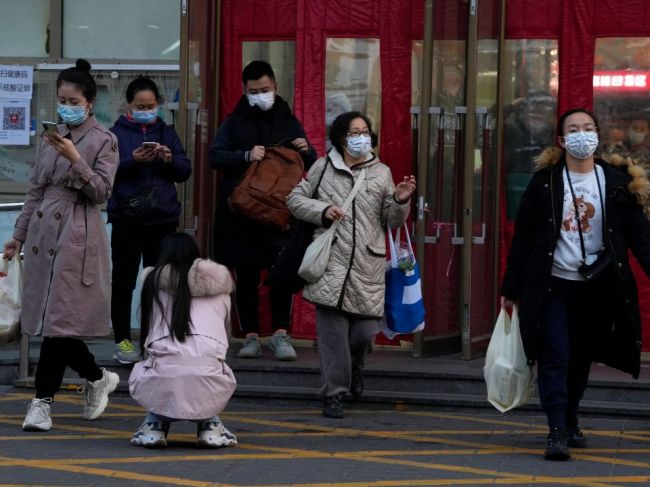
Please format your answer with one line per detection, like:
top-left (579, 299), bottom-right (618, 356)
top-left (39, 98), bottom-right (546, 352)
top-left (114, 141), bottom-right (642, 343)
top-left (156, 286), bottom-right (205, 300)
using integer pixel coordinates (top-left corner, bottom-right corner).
top-left (208, 60), bottom-right (317, 360)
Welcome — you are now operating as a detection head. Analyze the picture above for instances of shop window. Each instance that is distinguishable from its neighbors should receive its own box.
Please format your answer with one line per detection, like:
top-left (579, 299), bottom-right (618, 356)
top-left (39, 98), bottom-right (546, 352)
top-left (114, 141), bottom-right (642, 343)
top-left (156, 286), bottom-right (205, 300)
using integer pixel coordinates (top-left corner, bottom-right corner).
top-left (325, 38), bottom-right (381, 147)
top-left (63, 0), bottom-right (180, 60)
top-left (502, 40), bottom-right (558, 219)
top-left (242, 41), bottom-right (295, 109)
top-left (594, 38), bottom-right (650, 214)
top-left (0, 0), bottom-right (49, 57)
top-left (0, 69), bottom-right (178, 188)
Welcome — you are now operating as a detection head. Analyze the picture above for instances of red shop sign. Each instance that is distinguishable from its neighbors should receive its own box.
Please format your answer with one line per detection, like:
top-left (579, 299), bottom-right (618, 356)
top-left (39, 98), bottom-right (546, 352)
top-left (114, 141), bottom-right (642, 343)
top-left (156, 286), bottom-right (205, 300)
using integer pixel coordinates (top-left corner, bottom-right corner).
top-left (593, 71), bottom-right (648, 91)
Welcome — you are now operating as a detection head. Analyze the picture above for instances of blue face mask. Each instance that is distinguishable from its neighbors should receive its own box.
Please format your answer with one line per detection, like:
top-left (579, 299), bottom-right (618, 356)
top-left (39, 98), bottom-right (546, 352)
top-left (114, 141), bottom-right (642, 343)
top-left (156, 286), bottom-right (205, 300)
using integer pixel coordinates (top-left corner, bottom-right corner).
top-left (57, 104), bottom-right (88, 126)
top-left (131, 109), bottom-right (158, 124)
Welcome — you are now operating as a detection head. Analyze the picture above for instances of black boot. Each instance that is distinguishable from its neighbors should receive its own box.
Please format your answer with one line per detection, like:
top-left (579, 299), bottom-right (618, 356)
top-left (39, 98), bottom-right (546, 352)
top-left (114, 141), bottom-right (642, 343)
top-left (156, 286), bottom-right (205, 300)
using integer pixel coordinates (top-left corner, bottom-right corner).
top-left (544, 427), bottom-right (570, 461)
top-left (322, 396), bottom-right (344, 419)
top-left (567, 425), bottom-right (588, 448)
top-left (351, 368), bottom-right (364, 397)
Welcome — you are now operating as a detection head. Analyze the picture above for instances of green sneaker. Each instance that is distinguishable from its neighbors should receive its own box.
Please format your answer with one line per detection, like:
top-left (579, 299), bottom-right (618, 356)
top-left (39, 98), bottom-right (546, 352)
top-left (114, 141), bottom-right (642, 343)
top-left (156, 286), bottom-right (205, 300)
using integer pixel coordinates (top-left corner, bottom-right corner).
top-left (267, 331), bottom-right (297, 361)
top-left (113, 339), bottom-right (141, 364)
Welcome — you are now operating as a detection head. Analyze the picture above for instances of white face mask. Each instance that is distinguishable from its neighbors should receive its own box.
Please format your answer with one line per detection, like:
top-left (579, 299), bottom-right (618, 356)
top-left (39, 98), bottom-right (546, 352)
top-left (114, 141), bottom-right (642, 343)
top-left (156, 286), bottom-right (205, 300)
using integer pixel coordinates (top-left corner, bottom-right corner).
top-left (627, 129), bottom-right (647, 146)
top-left (346, 134), bottom-right (372, 158)
top-left (564, 131), bottom-right (599, 160)
top-left (246, 91), bottom-right (275, 111)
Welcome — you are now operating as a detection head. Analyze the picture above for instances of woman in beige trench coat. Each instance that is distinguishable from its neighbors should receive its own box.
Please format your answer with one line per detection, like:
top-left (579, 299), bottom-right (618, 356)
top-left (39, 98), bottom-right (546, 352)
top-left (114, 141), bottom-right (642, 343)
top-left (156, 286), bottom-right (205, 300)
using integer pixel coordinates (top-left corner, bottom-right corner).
top-left (3, 60), bottom-right (120, 432)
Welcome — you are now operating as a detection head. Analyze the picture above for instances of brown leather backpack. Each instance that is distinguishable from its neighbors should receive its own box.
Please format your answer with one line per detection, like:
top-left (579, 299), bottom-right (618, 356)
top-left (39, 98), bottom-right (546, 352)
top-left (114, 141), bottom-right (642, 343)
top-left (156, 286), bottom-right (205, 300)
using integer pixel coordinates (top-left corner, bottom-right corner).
top-left (228, 146), bottom-right (304, 231)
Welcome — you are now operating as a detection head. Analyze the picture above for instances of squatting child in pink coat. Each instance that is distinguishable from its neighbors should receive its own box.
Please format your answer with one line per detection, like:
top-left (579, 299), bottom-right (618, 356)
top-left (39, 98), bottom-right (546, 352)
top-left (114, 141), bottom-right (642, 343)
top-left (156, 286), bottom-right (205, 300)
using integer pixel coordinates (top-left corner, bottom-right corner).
top-left (128, 233), bottom-right (237, 448)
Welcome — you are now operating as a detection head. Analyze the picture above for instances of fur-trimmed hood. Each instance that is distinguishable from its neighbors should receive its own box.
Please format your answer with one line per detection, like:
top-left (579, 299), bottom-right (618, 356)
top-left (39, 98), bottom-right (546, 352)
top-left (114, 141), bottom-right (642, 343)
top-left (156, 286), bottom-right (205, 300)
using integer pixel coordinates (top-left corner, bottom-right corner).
top-left (534, 146), bottom-right (650, 205)
top-left (142, 258), bottom-right (234, 297)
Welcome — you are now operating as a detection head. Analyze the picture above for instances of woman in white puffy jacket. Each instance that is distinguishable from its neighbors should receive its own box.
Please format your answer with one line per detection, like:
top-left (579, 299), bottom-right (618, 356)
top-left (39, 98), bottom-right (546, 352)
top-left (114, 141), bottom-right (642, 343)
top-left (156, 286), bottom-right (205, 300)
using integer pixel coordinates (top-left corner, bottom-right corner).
top-left (128, 233), bottom-right (237, 448)
top-left (287, 111), bottom-right (416, 419)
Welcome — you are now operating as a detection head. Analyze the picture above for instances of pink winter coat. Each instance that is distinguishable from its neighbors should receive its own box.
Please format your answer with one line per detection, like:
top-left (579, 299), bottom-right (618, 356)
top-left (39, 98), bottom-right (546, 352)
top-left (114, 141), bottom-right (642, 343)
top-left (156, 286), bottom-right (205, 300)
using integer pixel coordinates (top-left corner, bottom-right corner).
top-left (14, 116), bottom-right (119, 337)
top-left (129, 258), bottom-right (237, 420)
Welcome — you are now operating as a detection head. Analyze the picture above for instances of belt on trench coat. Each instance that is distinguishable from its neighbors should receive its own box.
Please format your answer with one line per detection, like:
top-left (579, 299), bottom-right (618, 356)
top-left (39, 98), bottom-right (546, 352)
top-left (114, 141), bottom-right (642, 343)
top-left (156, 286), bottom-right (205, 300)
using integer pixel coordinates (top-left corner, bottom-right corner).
top-left (42, 185), bottom-right (97, 286)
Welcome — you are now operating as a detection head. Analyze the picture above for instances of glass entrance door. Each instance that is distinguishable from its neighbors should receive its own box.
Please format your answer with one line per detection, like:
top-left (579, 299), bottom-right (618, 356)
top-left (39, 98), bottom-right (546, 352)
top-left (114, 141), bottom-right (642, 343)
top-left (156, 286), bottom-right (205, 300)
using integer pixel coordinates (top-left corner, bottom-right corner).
top-left (413, 0), bottom-right (503, 358)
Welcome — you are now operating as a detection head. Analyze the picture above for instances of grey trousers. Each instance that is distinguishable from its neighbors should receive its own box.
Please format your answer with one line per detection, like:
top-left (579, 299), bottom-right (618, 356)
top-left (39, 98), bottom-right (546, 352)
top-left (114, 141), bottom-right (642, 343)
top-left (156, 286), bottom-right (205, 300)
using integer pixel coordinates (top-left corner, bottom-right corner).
top-left (316, 306), bottom-right (381, 398)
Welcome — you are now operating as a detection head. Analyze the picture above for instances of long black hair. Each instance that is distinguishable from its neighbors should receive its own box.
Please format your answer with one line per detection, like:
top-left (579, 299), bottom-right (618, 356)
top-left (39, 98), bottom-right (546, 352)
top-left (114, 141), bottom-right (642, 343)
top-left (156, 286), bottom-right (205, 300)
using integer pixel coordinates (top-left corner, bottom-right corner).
top-left (140, 233), bottom-right (201, 349)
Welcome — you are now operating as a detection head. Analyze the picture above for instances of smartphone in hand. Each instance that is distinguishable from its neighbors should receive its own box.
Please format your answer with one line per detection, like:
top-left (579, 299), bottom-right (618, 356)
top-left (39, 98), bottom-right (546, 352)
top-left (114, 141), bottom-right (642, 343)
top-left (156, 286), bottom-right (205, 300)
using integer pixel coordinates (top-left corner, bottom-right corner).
top-left (42, 121), bottom-right (58, 134)
top-left (141, 142), bottom-right (159, 150)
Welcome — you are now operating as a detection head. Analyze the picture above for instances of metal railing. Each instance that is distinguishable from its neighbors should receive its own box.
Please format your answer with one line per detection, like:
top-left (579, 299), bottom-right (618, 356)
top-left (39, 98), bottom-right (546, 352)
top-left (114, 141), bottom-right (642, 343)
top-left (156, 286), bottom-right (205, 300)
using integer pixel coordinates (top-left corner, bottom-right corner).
top-left (0, 202), bottom-right (28, 379)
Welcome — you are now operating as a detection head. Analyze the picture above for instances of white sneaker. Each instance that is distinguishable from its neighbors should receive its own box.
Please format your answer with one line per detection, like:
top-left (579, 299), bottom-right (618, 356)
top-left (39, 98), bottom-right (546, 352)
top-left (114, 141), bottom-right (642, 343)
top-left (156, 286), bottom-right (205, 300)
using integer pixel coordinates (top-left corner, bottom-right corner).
top-left (22, 398), bottom-right (53, 431)
top-left (197, 421), bottom-right (237, 448)
top-left (82, 368), bottom-right (119, 420)
top-left (131, 421), bottom-right (168, 448)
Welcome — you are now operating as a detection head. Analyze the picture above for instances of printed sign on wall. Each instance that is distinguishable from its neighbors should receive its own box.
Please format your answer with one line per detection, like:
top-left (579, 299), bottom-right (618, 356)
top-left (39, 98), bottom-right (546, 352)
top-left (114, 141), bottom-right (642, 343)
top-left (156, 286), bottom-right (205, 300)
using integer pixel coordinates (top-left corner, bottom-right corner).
top-left (0, 65), bottom-right (34, 145)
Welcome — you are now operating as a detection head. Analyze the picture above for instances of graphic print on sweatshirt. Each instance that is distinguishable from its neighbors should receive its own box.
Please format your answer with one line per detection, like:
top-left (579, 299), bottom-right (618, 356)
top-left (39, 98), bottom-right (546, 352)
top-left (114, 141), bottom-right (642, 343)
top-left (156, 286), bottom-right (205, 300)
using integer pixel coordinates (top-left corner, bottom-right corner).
top-left (559, 170), bottom-right (602, 250)
top-left (562, 195), bottom-right (595, 236)
top-left (552, 168), bottom-right (605, 279)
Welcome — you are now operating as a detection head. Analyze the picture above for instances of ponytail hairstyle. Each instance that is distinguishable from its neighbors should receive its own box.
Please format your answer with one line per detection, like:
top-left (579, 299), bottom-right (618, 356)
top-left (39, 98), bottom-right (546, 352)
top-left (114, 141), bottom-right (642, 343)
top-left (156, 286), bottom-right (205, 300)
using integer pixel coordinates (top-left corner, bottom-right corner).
top-left (140, 233), bottom-right (201, 349)
top-left (56, 59), bottom-right (97, 103)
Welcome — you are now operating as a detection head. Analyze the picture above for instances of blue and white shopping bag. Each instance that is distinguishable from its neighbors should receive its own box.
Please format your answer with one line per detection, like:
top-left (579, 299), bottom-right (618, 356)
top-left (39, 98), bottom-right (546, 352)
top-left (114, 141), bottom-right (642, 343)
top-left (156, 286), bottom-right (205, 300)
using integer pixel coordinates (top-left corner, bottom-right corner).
top-left (383, 224), bottom-right (426, 338)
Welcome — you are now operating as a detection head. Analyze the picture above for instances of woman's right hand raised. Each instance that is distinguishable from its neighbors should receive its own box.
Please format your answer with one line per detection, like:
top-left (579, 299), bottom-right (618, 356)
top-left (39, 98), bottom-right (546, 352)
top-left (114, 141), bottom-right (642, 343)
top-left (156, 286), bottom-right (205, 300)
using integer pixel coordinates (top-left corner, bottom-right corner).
top-left (3, 239), bottom-right (22, 260)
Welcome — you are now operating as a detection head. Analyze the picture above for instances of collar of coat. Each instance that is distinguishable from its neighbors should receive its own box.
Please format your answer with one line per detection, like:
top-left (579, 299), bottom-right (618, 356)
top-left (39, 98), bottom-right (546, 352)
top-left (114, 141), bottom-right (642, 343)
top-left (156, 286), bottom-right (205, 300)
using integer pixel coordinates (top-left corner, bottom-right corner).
top-left (534, 146), bottom-right (650, 205)
top-left (142, 258), bottom-right (234, 297)
top-left (327, 146), bottom-right (378, 175)
top-left (59, 115), bottom-right (102, 144)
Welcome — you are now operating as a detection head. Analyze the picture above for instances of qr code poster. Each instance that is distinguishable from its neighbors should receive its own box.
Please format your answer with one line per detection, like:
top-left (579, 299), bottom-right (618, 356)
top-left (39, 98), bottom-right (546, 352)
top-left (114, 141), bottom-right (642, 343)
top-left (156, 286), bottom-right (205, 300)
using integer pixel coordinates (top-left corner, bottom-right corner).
top-left (3, 107), bottom-right (26, 131)
top-left (0, 100), bottom-right (30, 145)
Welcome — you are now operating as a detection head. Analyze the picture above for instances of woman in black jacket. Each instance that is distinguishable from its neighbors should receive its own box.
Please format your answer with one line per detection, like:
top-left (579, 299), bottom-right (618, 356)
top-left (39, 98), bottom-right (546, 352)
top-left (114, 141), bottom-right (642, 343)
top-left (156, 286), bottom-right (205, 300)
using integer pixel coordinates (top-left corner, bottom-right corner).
top-left (501, 108), bottom-right (650, 461)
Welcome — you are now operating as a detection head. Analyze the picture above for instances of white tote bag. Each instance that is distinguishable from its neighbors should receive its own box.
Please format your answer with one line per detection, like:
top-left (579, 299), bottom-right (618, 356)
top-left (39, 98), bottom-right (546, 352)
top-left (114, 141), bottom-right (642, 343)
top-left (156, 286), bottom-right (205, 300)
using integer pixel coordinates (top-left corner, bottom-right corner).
top-left (0, 258), bottom-right (22, 344)
top-left (484, 305), bottom-right (535, 413)
top-left (298, 169), bottom-right (366, 283)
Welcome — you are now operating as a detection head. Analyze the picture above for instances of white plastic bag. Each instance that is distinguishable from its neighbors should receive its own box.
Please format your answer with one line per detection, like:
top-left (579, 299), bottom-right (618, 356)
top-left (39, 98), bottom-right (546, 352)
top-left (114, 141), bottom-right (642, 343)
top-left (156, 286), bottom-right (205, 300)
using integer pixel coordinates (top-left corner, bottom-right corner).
top-left (484, 305), bottom-right (535, 412)
top-left (0, 258), bottom-right (22, 344)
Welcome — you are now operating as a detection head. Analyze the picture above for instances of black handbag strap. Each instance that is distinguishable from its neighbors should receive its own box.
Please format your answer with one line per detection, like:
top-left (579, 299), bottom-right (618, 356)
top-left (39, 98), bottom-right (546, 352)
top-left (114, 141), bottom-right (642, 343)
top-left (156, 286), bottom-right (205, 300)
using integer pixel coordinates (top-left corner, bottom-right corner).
top-left (565, 163), bottom-right (606, 260)
top-left (310, 157), bottom-right (330, 199)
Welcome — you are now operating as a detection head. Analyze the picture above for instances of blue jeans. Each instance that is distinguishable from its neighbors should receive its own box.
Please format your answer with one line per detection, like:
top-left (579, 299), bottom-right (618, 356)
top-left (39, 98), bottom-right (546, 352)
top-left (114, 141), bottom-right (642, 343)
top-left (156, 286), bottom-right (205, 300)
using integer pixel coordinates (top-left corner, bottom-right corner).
top-left (144, 411), bottom-right (221, 429)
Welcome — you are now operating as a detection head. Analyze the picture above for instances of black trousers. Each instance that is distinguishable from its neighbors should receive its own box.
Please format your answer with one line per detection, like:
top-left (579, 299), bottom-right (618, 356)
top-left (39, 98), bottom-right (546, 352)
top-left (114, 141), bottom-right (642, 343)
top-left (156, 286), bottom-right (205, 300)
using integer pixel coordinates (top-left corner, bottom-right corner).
top-left (35, 337), bottom-right (103, 399)
top-left (235, 262), bottom-right (293, 334)
top-left (537, 276), bottom-right (606, 430)
top-left (110, 220), bottom-right (177, 343)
